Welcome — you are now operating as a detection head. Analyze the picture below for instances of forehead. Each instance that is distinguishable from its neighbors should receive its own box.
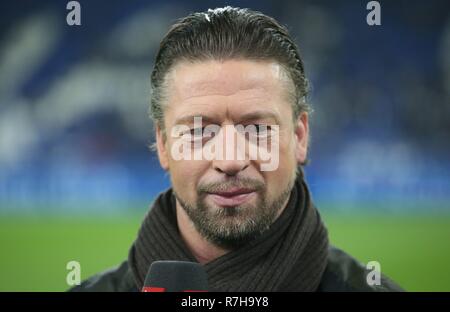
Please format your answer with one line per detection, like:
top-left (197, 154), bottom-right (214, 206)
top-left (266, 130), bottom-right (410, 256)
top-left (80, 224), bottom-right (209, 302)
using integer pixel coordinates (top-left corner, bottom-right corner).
top-left (169, 59), bottom-right (288, 96)
top-left (164, 59), bottom-right (293, 123)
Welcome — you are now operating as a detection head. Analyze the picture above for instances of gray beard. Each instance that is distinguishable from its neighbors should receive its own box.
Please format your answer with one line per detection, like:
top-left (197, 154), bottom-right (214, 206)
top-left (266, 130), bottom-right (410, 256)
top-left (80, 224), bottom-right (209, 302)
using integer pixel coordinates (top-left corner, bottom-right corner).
top-left (174, 179), bottom-right (295, 250)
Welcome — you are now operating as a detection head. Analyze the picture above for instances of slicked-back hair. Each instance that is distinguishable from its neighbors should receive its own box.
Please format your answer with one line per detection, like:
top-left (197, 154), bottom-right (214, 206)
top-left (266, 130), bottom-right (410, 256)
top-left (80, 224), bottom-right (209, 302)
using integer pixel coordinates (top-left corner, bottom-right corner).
top-left (150, 6), bottom-right (310, 129)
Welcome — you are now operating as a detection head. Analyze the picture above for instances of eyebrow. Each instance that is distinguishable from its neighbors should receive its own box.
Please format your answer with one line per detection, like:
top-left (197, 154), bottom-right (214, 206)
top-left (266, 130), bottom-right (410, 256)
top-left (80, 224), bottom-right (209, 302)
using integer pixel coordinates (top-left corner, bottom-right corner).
top-left (173, 110), bottom-right (281, 126)
top-left (237, 111), bottom-right (281, 125)
top-left (174, 114), bottom-right (217, 125)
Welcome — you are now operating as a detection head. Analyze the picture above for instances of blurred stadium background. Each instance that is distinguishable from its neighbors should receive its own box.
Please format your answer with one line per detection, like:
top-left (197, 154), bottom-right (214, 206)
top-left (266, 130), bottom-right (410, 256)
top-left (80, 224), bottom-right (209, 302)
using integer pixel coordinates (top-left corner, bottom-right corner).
top-left (1, 0), bottom-right (449, 291)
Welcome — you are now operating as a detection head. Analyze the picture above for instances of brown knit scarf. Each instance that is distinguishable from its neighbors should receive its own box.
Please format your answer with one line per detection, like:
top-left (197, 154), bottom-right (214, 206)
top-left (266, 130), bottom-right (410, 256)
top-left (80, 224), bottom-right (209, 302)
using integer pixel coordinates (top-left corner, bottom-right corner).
top-left (128, 175), bottom-right (329, 291)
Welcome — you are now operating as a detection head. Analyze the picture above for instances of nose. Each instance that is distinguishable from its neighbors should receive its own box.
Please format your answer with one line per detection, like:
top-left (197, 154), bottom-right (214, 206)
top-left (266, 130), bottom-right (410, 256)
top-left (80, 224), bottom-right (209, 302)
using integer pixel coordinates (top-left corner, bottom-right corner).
top-left (213, 158), bottom-right (249, 176)
top-left (212, 125), bottom-right (250, 176)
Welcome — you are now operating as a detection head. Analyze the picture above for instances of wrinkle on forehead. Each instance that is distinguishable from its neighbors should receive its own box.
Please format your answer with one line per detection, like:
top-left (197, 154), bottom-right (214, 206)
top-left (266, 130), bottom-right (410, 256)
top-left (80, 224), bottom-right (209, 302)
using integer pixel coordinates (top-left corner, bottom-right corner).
top-left (172, 89), bottom-right (281, 125)
top-left (165, 59), bottom-right (292, 103)
top-left (178, 87), bottom-right (270, 104)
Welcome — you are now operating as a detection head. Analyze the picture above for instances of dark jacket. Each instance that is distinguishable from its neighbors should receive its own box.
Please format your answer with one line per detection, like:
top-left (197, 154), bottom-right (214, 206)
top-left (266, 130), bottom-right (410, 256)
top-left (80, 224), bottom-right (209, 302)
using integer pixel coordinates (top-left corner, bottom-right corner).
top-left (69, 245), bottom-right (403, 292)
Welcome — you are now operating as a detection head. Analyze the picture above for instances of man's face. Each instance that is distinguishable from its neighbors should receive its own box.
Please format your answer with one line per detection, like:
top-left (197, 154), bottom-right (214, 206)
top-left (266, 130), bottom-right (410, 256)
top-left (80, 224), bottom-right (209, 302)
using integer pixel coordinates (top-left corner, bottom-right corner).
top-left (156, 59), bottom-right (309, 248)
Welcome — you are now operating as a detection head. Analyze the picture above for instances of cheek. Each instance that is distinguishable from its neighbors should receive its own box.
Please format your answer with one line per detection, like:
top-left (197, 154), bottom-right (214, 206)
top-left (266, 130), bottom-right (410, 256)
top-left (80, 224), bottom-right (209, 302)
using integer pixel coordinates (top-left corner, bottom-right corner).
top-left (265, 135), bottom-right (297, 192)
top-left (277, 132), bottom-right (297, 167)
top-left (168, 159), bottom-right (207, 201)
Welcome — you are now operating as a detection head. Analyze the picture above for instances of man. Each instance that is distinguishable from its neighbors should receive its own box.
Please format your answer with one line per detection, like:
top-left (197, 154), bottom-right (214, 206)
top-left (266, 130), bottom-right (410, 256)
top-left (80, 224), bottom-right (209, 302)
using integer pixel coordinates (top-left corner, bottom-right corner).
top-left (71, 7), bottom-right (402, 292)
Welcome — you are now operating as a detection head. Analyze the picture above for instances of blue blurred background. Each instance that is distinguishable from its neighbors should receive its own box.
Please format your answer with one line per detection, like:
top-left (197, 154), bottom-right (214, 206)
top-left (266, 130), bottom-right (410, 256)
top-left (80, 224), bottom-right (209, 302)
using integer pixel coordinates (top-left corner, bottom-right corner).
top-left (0, 0), bottom-right (449, 291)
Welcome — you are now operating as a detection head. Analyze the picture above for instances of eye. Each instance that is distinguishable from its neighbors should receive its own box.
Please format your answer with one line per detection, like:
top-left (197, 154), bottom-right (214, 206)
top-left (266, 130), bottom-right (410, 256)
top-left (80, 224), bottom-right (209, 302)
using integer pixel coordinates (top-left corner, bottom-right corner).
top-left (190, 127), bottom-right (205, 137)
top-left (255, 124), bottom-right (271, 135)
top-left (185, 127), bottom-right (216, 142)
top-left (247, 124), bottom-right (272, 138)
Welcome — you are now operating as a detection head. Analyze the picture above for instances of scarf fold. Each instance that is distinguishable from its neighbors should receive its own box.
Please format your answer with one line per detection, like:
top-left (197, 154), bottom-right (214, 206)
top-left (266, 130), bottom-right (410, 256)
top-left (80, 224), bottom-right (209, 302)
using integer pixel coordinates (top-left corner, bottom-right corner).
top-left (128, 175), bottom-right (329, 291)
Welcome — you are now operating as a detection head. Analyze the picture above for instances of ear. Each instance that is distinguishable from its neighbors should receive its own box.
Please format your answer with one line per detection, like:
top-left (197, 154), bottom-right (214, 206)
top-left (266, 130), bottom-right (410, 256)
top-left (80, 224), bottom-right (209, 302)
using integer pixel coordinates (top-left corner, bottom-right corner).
top-left (156, 124), bottom-right (169, 171)
top-left (294, 112), bottom-right (309, 164)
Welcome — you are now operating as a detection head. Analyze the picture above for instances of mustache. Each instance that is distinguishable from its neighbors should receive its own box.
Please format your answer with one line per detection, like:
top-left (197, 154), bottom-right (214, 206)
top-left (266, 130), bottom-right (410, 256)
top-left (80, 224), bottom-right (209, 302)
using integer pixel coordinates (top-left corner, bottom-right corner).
top-left (197, 177), bottom-right (265, 194)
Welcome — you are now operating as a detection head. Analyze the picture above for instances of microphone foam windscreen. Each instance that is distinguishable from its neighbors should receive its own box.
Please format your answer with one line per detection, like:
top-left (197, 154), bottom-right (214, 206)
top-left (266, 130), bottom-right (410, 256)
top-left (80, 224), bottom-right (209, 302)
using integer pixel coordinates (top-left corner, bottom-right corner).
top-left (143, 260), bottom-right (209, 292)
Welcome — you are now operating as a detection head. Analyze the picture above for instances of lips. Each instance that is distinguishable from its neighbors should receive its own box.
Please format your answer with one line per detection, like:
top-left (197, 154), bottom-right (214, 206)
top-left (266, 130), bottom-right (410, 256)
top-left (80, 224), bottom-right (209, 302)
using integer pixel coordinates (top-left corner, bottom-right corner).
top-left (207, 188), bottom-right (256, 207)
top-left (212, 187), bottom-right (255, 197)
